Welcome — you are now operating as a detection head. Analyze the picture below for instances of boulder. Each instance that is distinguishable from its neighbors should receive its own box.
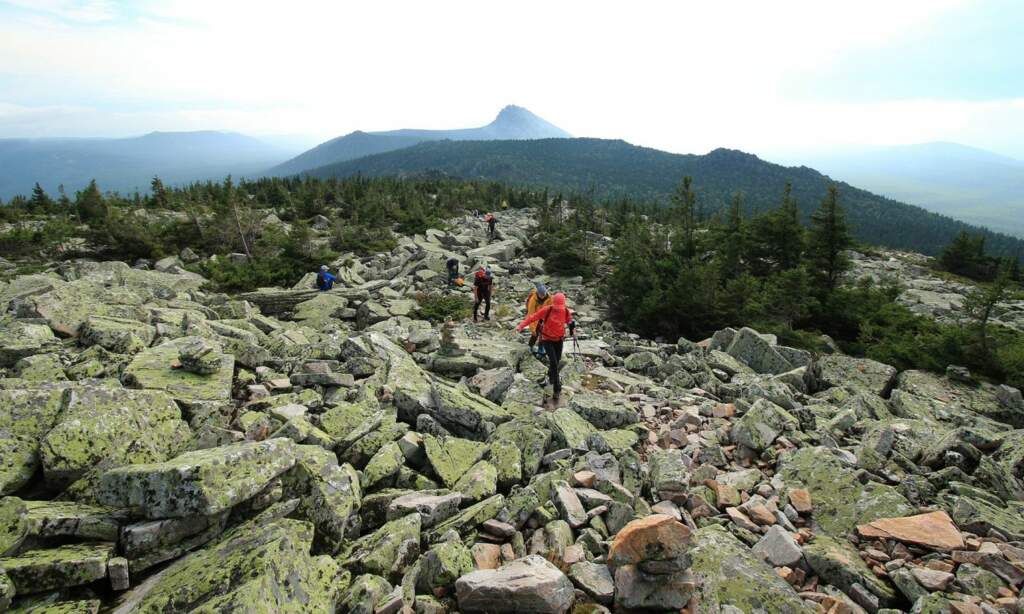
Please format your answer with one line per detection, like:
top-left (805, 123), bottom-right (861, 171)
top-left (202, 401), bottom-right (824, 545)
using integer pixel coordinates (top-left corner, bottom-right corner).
top-left (730, 399), bottom-right (799, 452)
top-left (123, 336), bottom-right (235, 403)
top-left (752, 525), bottom-right (803, 567)
top-left (724, 327), bottom-right (793, 375)
top-left (569, 393), bottom-right (639, 430)
top-left (387, 492), bottom-right (462, 528)
top-left (423, 434), bottom-right (488, 488)
top-left (608, 514), bottom-right (692, 567)
top-left (568, 561), bottom-right (614, 605)
top-left (613, 565), bottom-right (695, 612)
top-left (98, 438), bottom-right (297, 518)
top-left (455, 555), bottom-right (574, 614)
top-left (340, 513), bottom-right (421, 580)
top-left (0, 542), bottom-right (113, 595)
top-left (808, 354), bottom-right (897, 397)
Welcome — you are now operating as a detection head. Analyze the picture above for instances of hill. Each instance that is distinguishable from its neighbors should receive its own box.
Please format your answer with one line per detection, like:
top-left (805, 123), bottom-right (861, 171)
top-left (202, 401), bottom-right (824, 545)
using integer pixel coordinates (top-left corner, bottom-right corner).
top-left (305, 137), bottom-right (1024, 259)
top-left (269, 105), bottom-right (571, 176)
top-left (0, 131), bottom-right (294, 199)
top-left (772, 142), bottom-right (1024, 238)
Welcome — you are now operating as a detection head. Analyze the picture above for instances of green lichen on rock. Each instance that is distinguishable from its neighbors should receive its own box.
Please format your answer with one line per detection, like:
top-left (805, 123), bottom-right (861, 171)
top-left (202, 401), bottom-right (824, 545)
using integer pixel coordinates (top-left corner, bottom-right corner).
top-left (122, 336), bottom-right (234, 403)
top-left (778, 447), bottom-right (913, 536)
top-left (110, 517), bottom-right (337, 613)
top-left (688, 525), bottom-right (813, 613)
top-left (0, 389), bottom-right (66, 442)
top-left (569, 393), bottom-right (639, 430)
top-left (22, 500), bottom-right (122, 542)
top-left (1, 434), bottom-right (38, 495)
top-left (1, 497), bottom-right (29, 557)
top-left (545, 408), bottom-right (596, 450)
top-left (425, 494), bottom-right (504, 543)
top-left (13, 354), bottom-right (67, 383)
top-left (490, 419), bottom-right (551, 480)
top-left (0, 542), bottom-right (113, 594)
top-left (803, 534), bottom-right (897, 605)
top-left (452, 460), bottom-right (497, 502)
top-left (40, 386), bottom-right (191, 487)
top-left (362, 441), bottom-right (405, 490)
top-left (731, 399), bottom-right (799, 452)
top-left (98, 438), bottom-right (297, 518)
top-left (339, 512), bottom-right (421, 580)
top-left (423, 434), bottom-right (488, 488)
top-left (416, 539), bottom-right (473, 593)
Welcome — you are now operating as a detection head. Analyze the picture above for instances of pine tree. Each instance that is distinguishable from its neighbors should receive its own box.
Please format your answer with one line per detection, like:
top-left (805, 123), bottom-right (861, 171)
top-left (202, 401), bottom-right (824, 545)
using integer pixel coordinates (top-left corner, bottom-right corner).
top-left (717, 192), bottom-right (745, 277)
top-left (807, 185), bottom-right (853, 293)
top-left (29, 183), bottom-right (53, 212)
top-left (776, 182), bottom-right (804, 270)
top-left (75, 179), bottom-right (106, 222)
top-left (964, 260), bottom-right (1013, 358)
top-left (151, 176), bottom-right (169, 208)
top-left (670, 176), bottom-right (697, 261)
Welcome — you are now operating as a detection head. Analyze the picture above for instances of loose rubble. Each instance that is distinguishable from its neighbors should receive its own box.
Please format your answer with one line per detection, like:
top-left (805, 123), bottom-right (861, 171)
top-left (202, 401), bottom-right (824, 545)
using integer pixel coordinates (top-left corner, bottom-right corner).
top-left (1, 209), bottom-right (1023, 612)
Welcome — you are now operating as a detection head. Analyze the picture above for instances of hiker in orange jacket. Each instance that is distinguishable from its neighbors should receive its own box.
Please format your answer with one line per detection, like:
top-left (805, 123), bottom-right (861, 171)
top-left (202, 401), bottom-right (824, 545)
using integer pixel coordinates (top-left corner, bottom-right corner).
top-left (525, 282), bottom-right (553, 358)
top-left (516, 292), bottom-right (576, 402)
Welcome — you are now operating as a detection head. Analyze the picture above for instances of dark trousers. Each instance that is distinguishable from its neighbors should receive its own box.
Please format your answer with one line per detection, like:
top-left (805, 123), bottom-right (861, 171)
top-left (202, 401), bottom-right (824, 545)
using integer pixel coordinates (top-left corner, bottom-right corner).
top-left (541, 339), bottom-right (564, 396)
top-left (474, 292), bottom-right (491, 320)
top-left (488, 223), bottom-right (496, 238)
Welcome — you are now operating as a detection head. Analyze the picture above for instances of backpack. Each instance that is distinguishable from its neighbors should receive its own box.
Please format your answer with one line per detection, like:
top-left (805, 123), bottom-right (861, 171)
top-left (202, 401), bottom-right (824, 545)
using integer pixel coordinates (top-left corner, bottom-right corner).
top-left (315, 272), bottom-right (327, 290)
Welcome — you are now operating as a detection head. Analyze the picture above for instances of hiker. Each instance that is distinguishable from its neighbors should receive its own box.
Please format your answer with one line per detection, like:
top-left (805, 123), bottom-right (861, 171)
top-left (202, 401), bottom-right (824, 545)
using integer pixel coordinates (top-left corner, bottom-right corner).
top-left (484, 213), bottom-right (496, 239)
top-left (525, 282), bottom-right (553, 358)
top-left (472, 266), bottom-right (494, 322)
top-left (515, 292), bottom-right (576, 403)
top-left (315, 265), bottom-right (336, 291)
top-left (446, 257), bottom-right (460, 287)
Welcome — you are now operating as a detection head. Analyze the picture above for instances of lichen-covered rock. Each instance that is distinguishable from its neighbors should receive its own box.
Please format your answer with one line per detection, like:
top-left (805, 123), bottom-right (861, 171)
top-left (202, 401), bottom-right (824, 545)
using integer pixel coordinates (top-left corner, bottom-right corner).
top-left (1, 433), bottom-right (38, 495)
top-left (778, 447), bottom-right (913, 536)
top-left (725, 327), bottom-right (793, 375)
top-left (455, 555), bottom-right (574, 614)
top-left (417, 539), bottom-right (474, 593)
top-left (423, 434), bottom-right (488, 488)
top-left (545, 409), bottom-right (596, 450)
top-left (803, 534), bottom-right (897, 608)
top-left (22, 500), bottom-right (123, 542)
top-left (339, 512), bottom-right (421, 580)
top-left (569, 393), bottom-right (639, 430)
top-left (98, 438), bottom-right (297, 518)
top-left (177, 337), bottom-right (224, 375)
top-left (1, 497), bottom-right (29, 557)
top-left (40, 387), bottom-right (190, 487)
top-left (688, 525), bottom-right (812, 613)
top-left (13, 353), bottom-right (67, 382)
top-left (109, 517), bottom-right (337, 613)
top-left (453, 460), bottom-right (498, 502)
top-left (426, 494), bottom-right (504, 543)
top-left (808, 354), bottom-right (897, 397)
top-left (79, 316), bottom-right (155, 354)
top-left (731, 399), bottom-right (799, 452)
top-left (0, 571), bottom-right (11, 611)
top-left (613, 565), bottom-right (695, 612)
top-left (0, 542), bottom-right (113, 595)
top-left (122, 336), bottom-right (235, 403)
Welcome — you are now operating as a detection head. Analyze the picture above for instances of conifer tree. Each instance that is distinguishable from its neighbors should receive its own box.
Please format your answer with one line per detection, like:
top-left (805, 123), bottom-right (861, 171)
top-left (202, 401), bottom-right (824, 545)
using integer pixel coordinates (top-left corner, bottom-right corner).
top-left (807, 185), bottom-right (852, 292)
top-left (29, 182), bottom-right (53, 213)
top-left (671, 176), bottom-right (697, 261)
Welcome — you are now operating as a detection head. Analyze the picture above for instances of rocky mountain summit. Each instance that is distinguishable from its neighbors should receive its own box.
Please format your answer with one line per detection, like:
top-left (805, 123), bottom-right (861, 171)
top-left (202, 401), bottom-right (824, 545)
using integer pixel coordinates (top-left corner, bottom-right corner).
top-left (2, 209), bottom-right (1024, 613)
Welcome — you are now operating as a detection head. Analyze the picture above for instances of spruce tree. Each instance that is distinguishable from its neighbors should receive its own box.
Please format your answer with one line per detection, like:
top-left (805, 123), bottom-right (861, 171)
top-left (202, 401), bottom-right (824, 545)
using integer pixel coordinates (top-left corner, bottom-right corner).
top-left (807, 185), bottom-right (852, 293)
top-left (670, 176), bottom-right (697, 261)
top-left (29, 182), bottom-right (53, 212)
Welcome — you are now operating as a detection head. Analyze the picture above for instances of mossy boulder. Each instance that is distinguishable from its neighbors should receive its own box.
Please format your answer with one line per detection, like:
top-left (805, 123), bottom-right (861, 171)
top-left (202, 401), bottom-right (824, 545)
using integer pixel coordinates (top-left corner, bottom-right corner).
top-left (122, 336), bottom-right (234, 403)
top-left (425, 494), bottom-right (504, 543)
top-left (0, 542), bottom-right (113, 595)
top-left (98, 438), bottom-right (297, 518)
top-left (803, 534), bottom-right (898, 606)
top-left (423, 434), bottom-right (488, 488)
top-left (12, 354), bottom-right (67, 383)
top-left (453, 460), bottom-right (498, 502)
top-left (417, 539), bottom-right (474, 593)
top-left (1, 497), bottom-right (29, 557)
top-left (109, 517), bottom-right (338, 613)
top-left (569, 393), bottom-right (639, 430)
top-left (40, 387), bottom-right (191, 488)
top-left (545, 409), bottom-right (596, 450)
top-left (362, 441), bottom-right (405, 490)
top-left (490, 419), bottom-right (551, 480)
top-left (688, 525), bottom-right (812, 613)
top-left (339, 512), bottom-right (421, 580)
top-left (79, 315), bottom-right (156, 354)
top-left (731, 399), bottom-right (799, 452)
top-left (778, 447), bottom-right (913, 536)
top-left (1, 434), bottom-right (38, 495)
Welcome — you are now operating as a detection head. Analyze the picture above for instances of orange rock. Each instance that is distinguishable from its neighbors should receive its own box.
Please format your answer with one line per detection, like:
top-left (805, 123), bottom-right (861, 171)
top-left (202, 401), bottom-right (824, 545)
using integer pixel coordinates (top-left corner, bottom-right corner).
top-left (706, 480), bottom-right (740, 508)
top-left (712, 403), bottom-right (735, 418)
top-left (949, 603), bottom-right (983, 614)
top-left (572, 470), bottom-right (596, 488)
top-left (608, 514), bottom-right (693, 566)
top-left (856, 510), bottom-right (965, 551)
top-left (746, 503), bottom-right (777, 526)
top-left (471, 543), bottom-right (502, 570)
top-left (789, 488), bottom-right (813, 514)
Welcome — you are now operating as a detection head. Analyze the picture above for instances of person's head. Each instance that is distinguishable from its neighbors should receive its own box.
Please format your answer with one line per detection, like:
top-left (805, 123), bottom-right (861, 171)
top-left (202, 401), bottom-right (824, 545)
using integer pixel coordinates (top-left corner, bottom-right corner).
top-left (553, 292), bottom-right (566, 307)
top-left (485, 267), bottom-right (492, 278)
top-left (535, 282), bottom-right (548, 298)
top-left (320, 265), bottom-right (328, 272)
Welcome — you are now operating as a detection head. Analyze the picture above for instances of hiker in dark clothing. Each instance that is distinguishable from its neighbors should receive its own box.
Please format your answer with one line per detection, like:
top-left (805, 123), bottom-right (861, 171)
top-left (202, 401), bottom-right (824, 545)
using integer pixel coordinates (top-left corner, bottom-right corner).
top-left (516, 292), bottom-right (575, 403)
top-left (484, 213), bottom-right (496, 239)
top-left (446, 257), bottom-right (459, 287)
top-left (473, 266), bottom-right (493, 322)
top-left (315, 265), bottom-right (336, 291)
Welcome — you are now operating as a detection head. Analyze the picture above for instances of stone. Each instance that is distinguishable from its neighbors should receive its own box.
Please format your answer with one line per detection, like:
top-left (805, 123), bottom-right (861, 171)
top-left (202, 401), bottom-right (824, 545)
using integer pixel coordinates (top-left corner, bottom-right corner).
top-left (417, 539), bottom-right (474, 593)
top-left (910, 566), bottom-right (954, 591)
top-left (753, 525), bottom-right (804, 567)
top-left (362, 441), bottom-right (405, 490)
top-left (455, 555), bottom-right (574, 614)
top-left (856, 510), bottom-right (964, 551)
top-left (98, 438), bottom-right (297, 518)
top-left (467, 367), bottom-right (515, 404)
top-left (804, 534), bottom-right (897, 608)
top-left (569, 393), bottom-right (639, 430)
top-left (423, 434), bottom-right (488, 488)
top-left (614, 565), bottom-right (696, 611)
top-left (648, 448), bottom-right (690, 501)
top-left (808, 354), bottom-right (897, 397)
top-left (40, 386), bottom-right (191, 487)
top-left (545, 408), bottom-right (597, 450)
top-left (955, 563), bottom-right (1005, 598)
top-left (608, 514), bottom-right (692, 567)
top-left (789, 488), bottom-right (813, 514)
top-left (387, 492), bottom-right (462, 528)
top-left (340, 513), bottom-right (421, 580)
top-left (725, 327), bottom-right (793, 374)
top-left (569, 561), bottom-right (614, 605)
top-left (552, 481), bottom-right (588, 528)
top-left (453, 460), bottom-right (498, 502)
top-left (731, 398), bottom-right (799, 452)
top-left (0, 542), bottom-right (113, 594)
top-left (425, 495), bottom-right (504, 543)
top-left (123, 336), bottom-right (235, 403)
top-left (0, 572), bottom-right (11, 611)
top-left (109, 516), bottom-right (338, 613)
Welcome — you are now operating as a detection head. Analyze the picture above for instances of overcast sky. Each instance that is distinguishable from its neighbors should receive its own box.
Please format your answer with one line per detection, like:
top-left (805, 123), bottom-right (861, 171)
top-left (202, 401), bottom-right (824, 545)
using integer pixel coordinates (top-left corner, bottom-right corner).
top-left (1, 0), bottom-right (1022, 158)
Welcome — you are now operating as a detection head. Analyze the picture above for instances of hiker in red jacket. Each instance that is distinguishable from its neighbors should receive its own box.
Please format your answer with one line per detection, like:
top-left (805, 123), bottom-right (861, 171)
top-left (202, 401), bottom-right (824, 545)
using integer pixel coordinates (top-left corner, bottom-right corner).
top-left (516, 292), bottom-right (576, 403)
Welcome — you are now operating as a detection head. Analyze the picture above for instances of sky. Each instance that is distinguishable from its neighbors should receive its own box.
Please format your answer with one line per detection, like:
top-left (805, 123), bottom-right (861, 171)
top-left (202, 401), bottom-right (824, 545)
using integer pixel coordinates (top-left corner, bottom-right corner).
top-left (1, 0), bottom-right (1022, 158)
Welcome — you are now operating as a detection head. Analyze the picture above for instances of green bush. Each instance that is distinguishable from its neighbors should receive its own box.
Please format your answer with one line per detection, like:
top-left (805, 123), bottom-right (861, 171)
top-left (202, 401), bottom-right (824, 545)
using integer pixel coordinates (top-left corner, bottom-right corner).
top-left (0, 217), bottom-right (77, 257)
top-left (529, 228), bottom-right (598, 279)
top-left (331, 222), bottom-right (397, 256)
top-left (415, 292), bottom-right (472, 323)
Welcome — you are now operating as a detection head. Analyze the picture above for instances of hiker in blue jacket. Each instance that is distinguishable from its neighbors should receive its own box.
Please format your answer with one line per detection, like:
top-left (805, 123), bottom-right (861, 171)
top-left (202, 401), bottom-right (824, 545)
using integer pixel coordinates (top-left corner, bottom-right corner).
top-left (315, 265), bottom-right (336, 291)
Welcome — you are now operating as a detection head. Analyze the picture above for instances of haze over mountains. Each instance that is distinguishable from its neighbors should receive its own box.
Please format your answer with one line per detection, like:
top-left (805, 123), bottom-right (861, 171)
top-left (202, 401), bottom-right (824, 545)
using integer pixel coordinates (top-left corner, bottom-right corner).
top-left (268, 105), bottom-right (572, 177)
top-left (0, 131), bottom-right (297, 199)
top-left (771, 143), bottom-right (1024, 239)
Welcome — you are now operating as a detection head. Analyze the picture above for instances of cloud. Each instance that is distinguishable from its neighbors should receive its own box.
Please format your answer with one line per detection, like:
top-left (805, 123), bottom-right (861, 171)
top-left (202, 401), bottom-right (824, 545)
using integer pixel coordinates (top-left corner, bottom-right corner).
top-left (1, 0), bottom-right (119, 23)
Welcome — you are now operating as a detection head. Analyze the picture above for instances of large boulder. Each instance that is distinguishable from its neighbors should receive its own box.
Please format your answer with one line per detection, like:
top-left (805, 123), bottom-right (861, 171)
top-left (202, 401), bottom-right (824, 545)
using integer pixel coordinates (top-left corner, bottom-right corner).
top-left (109, 516), bottom-right (338, 613)
top-left (339, 513), bottom-right (421, 580)
top-left (0, 542), bottom-right (113, 595)
top-left (98, 439), bottom-right (297, 518)
top-left (123, 336), bottom-right (235, 403)
top-left (724, 327), bottom-right (793, 375)
top-left (730, 399), bottom-right (799, 452)
top-left (569, 393), bottom-right (639, 430)
top-left (40, 387), bottom-right (191, 487)
top-left (455, 554), bottom-right (574, 614)
top-left (807, 354), bottom-right (897, 397)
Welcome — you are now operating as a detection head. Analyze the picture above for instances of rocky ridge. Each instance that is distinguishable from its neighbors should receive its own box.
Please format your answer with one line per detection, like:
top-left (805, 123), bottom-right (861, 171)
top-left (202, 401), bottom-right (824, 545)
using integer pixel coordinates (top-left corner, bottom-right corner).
top-left (1, 209), bottom-right (1023, 613)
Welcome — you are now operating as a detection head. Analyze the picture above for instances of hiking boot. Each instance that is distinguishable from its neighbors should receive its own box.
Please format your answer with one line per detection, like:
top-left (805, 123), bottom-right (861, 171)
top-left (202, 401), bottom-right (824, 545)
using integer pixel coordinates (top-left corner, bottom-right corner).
top-left (483, 316), bottom-right (490, 321)
top-left (473, 315), bottom-right (478, 323)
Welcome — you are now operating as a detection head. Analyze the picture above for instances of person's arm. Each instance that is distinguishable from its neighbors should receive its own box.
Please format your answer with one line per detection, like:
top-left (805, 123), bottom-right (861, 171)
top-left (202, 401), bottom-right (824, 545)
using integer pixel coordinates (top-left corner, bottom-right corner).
top-left (517, 305), bottom-right (550, 332)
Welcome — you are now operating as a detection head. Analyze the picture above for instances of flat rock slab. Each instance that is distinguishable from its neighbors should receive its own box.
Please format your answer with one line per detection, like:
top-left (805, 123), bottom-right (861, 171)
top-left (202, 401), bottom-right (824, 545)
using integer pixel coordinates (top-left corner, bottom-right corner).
top-left (98, 438), bottom-right (296, 518)
top-left (123, 336), bottom-right (234, 403)
top-left (455, 554), bottom-right (574, 614)
top-left (857, 510), bottom-right (965, 551)
top-left (0, 542), bottom-right (113, 594)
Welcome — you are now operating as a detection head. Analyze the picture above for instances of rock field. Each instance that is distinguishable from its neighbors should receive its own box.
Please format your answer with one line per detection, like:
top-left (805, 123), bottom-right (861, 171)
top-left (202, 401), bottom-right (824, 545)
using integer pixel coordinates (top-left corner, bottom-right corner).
top-left (1, 209), bottom-right (1024, 613)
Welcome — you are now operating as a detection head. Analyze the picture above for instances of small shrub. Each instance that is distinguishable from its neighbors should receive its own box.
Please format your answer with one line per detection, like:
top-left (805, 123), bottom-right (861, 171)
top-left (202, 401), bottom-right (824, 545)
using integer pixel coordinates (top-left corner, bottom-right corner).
top-left (415, 292), bottom-right (472, 323)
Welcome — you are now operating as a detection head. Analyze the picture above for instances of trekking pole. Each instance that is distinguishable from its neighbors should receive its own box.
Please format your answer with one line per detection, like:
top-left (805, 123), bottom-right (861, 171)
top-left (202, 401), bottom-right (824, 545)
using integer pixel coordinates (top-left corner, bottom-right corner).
top-left (572, 332), bottom-right (581, 361)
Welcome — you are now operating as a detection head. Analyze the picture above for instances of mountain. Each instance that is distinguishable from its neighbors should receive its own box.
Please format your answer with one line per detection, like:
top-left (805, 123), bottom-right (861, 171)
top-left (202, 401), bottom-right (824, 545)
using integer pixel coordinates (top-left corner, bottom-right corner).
top-left (304, 137), bottom-right (1024, 260)
top-left (0, 131), bottom-right (295, 199)
top-left (270, 105), bottom-right (571, 177)
top-left (770, 142), bottom-right (1024, 238)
